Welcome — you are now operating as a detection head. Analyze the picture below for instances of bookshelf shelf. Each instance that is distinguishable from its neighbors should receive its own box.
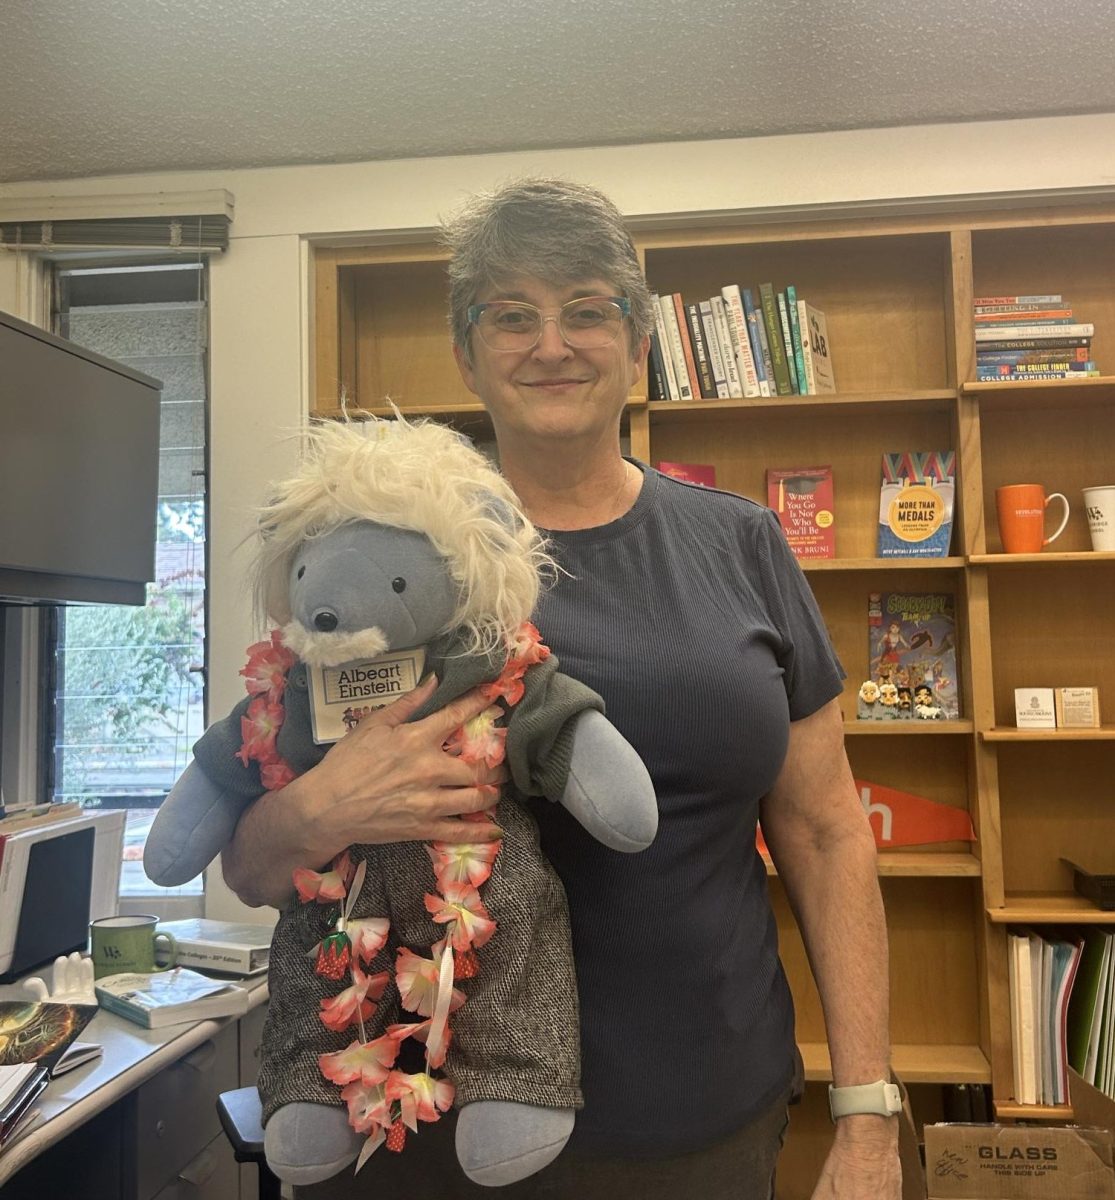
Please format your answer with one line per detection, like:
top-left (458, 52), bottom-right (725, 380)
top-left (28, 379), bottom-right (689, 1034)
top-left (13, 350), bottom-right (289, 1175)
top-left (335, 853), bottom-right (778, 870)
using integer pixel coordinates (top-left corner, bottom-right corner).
top-left (645, 388), bottom-right (956, 424)
top-left (989, 893), bottom-right (1115, 923)
top-left (962, 376), bottom-right (1115, 413)
top-left (982, 726), bottom-right (1115, 742)
top-left (765, 851), bottom-right (981, 879)
top-left (969, 551), bottom-right (1115, 567)
top-left (995, 1101), bottom-right (1073, 1121)
top-left (801, 557), bottom-right (966, 572)
top-left (799, 1041), bottom-right (991, 1084)
top-left (844, 720), bottom-right (974, 736)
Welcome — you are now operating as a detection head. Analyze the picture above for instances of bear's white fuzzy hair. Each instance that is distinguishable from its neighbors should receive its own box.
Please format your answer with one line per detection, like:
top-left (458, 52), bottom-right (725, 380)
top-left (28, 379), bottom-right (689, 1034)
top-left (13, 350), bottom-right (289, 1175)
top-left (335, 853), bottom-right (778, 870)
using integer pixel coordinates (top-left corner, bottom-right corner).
top-left (253, 416), bottom-right (553, 658)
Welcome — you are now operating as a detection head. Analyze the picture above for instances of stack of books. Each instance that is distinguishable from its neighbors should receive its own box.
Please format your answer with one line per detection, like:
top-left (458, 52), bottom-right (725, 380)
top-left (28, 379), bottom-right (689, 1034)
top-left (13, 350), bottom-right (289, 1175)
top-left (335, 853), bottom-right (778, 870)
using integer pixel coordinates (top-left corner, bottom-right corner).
top-left (1066, 927), bottom-right (1115, 1103)
top-left (1008, 927), bottom-right (1084, 1106)
top-left (974, 295), bottom-right (1098, 381)
top-left (648, 284), bottom-right (835, 401)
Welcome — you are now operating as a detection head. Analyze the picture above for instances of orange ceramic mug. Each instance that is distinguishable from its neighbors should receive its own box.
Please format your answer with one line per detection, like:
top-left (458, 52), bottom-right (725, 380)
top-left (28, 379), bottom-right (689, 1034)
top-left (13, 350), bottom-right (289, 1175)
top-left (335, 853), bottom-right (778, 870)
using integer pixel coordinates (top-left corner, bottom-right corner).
top-left (995, 484), bottom-right (1070, 553)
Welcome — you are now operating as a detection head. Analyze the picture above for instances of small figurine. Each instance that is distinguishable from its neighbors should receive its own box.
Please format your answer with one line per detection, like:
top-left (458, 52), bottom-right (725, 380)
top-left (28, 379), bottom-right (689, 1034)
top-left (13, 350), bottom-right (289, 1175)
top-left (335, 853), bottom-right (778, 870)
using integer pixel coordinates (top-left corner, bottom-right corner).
top-left (857, 679), bottom-right (880, 720)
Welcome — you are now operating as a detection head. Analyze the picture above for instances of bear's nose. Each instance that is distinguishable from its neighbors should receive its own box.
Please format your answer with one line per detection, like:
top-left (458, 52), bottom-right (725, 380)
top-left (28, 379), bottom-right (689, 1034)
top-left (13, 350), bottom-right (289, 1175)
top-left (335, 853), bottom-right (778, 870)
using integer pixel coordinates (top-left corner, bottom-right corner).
top-left (313, 609), bottom-right (339, 632)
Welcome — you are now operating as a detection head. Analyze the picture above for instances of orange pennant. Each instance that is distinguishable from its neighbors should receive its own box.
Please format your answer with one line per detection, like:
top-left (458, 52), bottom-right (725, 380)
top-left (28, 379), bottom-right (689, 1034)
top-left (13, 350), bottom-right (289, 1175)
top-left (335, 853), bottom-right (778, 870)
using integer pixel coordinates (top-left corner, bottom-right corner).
top-left (853, 779), bottom-right (975, 848)
top-left (756, 780), bottom-right (975, 857)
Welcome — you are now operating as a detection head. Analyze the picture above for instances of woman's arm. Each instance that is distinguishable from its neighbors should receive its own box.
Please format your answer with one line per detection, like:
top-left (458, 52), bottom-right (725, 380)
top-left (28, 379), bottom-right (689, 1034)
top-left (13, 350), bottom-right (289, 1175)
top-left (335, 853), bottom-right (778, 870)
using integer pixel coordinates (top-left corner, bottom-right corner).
top-left (759, 697), bottom-right (901, 1200)
top-left (221, 679), bottom-right (506, 908)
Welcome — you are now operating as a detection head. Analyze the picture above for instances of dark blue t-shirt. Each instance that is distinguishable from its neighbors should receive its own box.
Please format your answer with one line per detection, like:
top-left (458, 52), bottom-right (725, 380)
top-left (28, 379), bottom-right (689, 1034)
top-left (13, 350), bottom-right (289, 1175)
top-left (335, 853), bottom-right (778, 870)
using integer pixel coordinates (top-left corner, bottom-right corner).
top-left (530, 464), bottom-right (844, 1157)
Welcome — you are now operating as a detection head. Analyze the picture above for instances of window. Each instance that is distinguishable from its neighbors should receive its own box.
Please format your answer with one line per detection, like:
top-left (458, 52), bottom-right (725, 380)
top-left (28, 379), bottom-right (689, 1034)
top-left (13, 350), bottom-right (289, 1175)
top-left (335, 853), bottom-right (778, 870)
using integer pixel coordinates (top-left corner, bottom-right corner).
top-left (47, 263), bottom-right (208, 899)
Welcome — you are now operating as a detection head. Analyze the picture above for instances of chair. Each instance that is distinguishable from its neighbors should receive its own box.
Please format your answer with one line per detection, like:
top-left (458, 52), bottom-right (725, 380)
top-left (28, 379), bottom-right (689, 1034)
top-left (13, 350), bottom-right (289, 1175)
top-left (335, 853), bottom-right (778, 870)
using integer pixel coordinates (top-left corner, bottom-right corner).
top-left (217, 1086), bottom-right (282, 1200)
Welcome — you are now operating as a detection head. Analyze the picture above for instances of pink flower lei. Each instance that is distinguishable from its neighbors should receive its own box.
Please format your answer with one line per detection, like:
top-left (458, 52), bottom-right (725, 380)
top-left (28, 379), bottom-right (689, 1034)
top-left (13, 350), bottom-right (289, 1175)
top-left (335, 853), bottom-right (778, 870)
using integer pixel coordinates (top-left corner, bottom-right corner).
top-left (236, 623), bottom-right (549, 1170)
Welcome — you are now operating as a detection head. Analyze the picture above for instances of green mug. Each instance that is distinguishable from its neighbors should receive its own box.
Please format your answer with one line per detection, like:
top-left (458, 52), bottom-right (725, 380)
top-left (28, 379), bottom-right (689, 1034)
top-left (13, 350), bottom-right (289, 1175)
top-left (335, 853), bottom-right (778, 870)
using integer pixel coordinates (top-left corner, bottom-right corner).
top-left (90, 914), bottom-right (177, 980)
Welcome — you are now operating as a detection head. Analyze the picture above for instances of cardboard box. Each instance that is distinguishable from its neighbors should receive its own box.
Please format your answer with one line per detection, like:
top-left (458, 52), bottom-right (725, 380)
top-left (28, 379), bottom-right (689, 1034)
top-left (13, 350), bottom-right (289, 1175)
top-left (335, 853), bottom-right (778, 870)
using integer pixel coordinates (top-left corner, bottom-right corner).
top-left (923, 1123), bottom-right (1115, 1198)
top-left (921, 1072), bottom-right (1115, 1199)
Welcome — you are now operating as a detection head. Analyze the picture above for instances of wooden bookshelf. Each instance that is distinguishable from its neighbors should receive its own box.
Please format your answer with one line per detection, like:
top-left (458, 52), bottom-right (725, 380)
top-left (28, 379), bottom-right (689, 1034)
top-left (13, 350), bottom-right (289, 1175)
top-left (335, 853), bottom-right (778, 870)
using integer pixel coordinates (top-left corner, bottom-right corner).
top-left (311, 199), bottom-right (1115, 1199)
top-left (799, 1040), bottom-right (991, 1084)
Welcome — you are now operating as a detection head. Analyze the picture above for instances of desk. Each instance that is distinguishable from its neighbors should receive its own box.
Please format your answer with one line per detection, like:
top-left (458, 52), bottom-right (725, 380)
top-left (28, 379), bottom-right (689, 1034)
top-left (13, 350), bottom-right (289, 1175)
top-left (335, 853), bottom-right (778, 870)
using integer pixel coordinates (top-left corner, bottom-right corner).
top-left (0, 976), bottom-right (268, 1198)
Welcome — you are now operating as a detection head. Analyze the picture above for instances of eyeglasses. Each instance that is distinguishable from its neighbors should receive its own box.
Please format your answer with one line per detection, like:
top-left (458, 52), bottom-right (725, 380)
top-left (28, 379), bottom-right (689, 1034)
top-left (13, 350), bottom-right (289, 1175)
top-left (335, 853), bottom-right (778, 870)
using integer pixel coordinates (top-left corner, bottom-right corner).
top-left (466, 296), bottom-right (631, 352)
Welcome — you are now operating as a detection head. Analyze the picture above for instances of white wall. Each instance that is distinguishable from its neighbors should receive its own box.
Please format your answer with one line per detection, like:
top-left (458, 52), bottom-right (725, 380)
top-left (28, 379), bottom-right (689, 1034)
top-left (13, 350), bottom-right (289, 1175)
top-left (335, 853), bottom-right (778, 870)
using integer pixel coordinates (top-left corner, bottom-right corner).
top-left (3, 113), bottom-right (1115, 918)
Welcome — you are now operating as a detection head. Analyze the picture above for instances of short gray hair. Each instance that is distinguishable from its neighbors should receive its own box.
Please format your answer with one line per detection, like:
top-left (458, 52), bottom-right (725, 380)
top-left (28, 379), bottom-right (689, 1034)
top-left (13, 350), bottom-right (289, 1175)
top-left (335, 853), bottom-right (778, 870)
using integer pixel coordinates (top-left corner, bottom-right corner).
top-left (441, 177), bottom-right (655, 363)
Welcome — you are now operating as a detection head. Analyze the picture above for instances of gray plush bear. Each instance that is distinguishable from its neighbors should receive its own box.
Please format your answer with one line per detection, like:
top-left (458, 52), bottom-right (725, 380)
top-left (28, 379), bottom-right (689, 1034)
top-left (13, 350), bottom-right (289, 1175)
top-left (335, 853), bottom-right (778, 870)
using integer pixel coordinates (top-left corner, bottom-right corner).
top-left (143, 417), bottom-right (657, 1187)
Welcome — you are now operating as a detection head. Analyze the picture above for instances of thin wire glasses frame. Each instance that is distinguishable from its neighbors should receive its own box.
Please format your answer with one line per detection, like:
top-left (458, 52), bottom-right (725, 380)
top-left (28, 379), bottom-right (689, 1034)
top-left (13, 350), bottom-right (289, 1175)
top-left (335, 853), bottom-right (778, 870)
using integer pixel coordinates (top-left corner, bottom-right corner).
top-left (466, 296), bottom-right (631, 352)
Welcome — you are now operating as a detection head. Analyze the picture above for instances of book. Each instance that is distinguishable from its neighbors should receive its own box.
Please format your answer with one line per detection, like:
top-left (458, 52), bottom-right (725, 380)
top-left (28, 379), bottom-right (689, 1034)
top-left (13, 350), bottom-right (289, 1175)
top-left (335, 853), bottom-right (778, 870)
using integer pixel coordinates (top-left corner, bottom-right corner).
top-left (776, 291), bottom-right (800, 394)
top-left (786, 285), bottom-right (808, 394)
top-left (796, 298), bottom-right (817, 394)
top-left (709, 295), bottom-right (743, 398)
top-left (657, 294), bottom-right (694, 402)
top-left (684, 302), bottom-right (716, 398)
top-left (977, 370), bottom-right (1100, 382)
top-left (801, 302), bottom-right (836, 393)
top-left (741, 287), bottom-right (771, 396)
top-left (720, 284), bottom-right (761, 397)
top-left (975, 322), bottom-right (1095, 341)
top-left (876, 451), bottom-right (956, 558)
top-left (155, 918), bottom-right (272, 976)
top-left (50, 1040), bottom-right (102, 1078)
top-left (646, 330), bottom-right (669, 401)
top-left (974, 294), bottom-right (1063, 306)
top-left (656, 461), bottom-right (717, 488)
top-left (0, 1063), bottom-right (48, 1147)
top-left (868, 591), bottom-right (960, 719)
top-left (0, 1001), bottom-right (98, 1074)
top-left (669, 293), bottom-right (701, 401)
top-left (1010, 930), bottom-right (1039, 1104)
top-left (974, 300), bottom-right (1065, 314)
top-left (649, 295), bottom-right (680, 402)
top-left (698, 299), bottom-right (730, 398)
top-left (95, 967), bottom-right (250, 1029)
top-left (976, 335), bottom-right (1092, 352)
top-left (975, 308), bottom-right (1074, 323)
top-left (1051, 933), bottom-right (1085, 1104)
top-left (766, 467), bottom-right (835, 559)
top-left (977, 348), bottom-right (1092, 365)
top-left (759, 283), bottom-right (793, 396)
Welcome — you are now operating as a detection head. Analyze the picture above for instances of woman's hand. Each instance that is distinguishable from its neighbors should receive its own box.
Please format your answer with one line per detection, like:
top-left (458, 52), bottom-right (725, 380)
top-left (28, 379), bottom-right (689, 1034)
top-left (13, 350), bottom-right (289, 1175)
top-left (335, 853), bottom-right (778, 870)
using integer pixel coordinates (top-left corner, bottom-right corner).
top-left (307, 676), bottom-right (507, 847)
top-left (221, 678), bottom-right (506, 908)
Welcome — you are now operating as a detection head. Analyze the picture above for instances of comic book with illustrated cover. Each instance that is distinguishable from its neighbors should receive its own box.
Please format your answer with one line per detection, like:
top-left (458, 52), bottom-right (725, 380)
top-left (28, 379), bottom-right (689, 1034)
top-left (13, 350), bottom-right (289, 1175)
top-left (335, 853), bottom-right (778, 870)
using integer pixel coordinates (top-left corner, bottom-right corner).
top-left (864, 591), bottom-right (960, 720)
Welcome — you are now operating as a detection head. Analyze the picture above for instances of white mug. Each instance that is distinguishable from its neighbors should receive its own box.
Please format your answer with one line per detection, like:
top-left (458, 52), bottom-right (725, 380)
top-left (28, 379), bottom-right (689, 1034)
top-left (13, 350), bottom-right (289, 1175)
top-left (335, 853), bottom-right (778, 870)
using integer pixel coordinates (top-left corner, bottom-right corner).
top-left (1083, 486), bottom-right (1115, 552)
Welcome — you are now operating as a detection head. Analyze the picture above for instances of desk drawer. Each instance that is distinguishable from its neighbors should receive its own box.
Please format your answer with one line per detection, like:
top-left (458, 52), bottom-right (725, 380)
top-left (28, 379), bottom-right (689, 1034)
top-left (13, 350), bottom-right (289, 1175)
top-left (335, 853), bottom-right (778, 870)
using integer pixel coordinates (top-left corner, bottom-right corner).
top-left (127, 1023), bottom-right (238, 1200)
top-left (151, 1133), bottom-right (240, 1200)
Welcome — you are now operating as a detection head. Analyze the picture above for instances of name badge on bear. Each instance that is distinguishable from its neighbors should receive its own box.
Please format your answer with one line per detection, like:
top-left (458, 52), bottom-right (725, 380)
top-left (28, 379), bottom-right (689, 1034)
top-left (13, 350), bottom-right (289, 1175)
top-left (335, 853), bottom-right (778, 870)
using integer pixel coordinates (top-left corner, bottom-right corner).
top-left (308, 648), bottom-right (427, 744)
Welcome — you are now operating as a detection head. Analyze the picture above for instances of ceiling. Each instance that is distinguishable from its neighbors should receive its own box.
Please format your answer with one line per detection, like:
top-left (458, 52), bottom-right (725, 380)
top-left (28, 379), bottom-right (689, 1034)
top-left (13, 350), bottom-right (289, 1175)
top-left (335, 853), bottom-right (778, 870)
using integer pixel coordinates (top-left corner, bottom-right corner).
top-left (4, 0), bottom-right (1115, 185)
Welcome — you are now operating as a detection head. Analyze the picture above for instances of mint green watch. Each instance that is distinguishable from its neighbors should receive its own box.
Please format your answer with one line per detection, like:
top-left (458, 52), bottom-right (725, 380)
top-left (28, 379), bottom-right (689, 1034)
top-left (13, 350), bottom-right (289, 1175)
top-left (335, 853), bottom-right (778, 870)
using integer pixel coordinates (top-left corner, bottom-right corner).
top-left (828, 1078), bottom-right (902, 1120)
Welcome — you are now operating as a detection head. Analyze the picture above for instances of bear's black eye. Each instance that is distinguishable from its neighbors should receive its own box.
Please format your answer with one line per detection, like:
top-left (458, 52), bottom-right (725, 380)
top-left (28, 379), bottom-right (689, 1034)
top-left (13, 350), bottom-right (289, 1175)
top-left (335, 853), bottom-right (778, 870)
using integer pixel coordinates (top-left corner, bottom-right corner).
top-left (392, 577), bottom-right (407, 593)
top-left (297, 565), bottom-right (306, 580)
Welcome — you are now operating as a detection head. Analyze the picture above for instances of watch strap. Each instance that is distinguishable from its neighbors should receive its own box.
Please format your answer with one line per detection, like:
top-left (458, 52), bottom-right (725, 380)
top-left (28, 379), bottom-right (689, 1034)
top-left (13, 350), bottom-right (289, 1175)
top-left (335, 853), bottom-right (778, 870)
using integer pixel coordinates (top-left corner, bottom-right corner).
top-left (828, 1078), bottom-right (902, 1120)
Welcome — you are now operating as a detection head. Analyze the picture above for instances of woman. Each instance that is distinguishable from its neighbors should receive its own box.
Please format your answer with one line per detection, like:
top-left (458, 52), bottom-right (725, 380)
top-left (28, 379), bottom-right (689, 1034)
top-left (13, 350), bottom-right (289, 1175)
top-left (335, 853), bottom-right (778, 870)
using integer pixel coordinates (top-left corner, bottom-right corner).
top-left (223, 179), bottom-right (901, 1199)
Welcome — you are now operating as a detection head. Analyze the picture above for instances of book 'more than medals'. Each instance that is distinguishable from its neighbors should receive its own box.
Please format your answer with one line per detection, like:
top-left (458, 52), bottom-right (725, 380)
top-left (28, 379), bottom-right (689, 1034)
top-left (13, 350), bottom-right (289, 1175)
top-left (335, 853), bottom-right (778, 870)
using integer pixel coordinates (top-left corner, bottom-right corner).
top-left (877, 451), bottom-right (956, 558)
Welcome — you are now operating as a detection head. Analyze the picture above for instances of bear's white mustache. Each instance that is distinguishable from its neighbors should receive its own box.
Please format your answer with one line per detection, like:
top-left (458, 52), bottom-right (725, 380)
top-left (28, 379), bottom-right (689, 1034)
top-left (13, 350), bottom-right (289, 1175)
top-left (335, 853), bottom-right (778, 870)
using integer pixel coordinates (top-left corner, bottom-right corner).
top-left (280, 621), bottom-right (390, 668)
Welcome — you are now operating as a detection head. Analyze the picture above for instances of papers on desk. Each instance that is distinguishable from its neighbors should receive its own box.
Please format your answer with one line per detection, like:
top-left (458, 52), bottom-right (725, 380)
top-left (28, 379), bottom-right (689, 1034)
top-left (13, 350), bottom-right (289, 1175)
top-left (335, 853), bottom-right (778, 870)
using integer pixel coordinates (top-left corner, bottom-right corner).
top-left (0, 1063), bottom-right (48, 1150)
